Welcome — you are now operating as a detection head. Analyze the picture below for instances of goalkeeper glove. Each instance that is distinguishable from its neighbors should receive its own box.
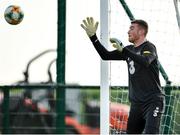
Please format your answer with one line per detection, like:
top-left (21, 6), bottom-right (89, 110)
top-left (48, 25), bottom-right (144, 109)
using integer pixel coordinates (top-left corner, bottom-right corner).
top-left (110, 38), bottom-right (124, 52)
top-left (81, 17), bottom-right (99, 37)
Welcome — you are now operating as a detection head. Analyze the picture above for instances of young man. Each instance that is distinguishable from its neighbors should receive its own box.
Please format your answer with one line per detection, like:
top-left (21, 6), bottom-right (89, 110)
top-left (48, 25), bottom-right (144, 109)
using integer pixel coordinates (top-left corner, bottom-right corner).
top-left (81, 17), bottom-right (165, 134)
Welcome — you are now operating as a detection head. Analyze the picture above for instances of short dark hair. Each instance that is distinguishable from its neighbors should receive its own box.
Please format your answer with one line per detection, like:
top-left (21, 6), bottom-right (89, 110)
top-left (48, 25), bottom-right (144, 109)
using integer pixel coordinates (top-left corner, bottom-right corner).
top-left (131, 19), bottom-right (148, 36)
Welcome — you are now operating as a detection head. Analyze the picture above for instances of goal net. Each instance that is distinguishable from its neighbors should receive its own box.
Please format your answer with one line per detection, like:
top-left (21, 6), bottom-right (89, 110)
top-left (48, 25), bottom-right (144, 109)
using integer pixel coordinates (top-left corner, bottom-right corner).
top-left (109, 0), bottom-right (180, 134)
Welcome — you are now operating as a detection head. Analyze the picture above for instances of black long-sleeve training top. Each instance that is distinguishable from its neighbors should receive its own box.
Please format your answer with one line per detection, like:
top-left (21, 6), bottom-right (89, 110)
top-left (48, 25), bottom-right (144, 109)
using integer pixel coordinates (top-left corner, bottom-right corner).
top-left (90, 34), bottom-right (165, 103)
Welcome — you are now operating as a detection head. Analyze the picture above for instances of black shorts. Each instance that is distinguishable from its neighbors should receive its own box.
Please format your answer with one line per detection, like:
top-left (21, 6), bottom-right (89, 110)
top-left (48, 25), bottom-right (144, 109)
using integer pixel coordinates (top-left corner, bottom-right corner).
top-left (127, 100), bottom-right (164, 134)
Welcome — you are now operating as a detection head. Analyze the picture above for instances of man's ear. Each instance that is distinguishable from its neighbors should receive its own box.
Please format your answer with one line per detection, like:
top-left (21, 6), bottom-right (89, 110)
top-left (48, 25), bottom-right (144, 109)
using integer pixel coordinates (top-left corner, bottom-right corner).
top-left (138, 28), bottom-right (145, 36)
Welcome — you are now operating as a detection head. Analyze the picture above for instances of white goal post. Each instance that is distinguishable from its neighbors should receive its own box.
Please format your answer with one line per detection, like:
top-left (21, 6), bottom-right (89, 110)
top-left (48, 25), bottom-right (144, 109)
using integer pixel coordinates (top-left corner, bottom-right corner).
top-left (100, 0), bottom-right (110, 134)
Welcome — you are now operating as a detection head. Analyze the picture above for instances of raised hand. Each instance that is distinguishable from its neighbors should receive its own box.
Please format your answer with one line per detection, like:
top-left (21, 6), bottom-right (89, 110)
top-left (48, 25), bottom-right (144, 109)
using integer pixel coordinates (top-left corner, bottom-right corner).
top-left (110, 38), bottom-right (124, 52)
top-left (81, 17), bottom-right (99, 37)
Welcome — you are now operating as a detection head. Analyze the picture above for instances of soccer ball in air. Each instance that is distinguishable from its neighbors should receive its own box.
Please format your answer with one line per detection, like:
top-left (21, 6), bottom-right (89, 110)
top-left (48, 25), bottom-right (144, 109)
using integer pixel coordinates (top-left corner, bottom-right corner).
top-left (4, 5), bottom-right (24, 25)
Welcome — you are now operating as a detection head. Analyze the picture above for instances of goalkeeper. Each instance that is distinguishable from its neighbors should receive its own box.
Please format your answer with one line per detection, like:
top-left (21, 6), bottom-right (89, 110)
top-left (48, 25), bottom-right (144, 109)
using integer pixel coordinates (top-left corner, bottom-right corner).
top-left (81, 17), bottom-right (165, 134)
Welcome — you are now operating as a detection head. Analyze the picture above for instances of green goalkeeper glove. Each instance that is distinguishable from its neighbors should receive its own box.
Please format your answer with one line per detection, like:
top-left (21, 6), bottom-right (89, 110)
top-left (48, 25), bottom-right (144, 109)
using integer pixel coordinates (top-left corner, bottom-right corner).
top-left (81, 17), bottom-right (99, 37)
top-left (110, 38), bottom-right (124, 52)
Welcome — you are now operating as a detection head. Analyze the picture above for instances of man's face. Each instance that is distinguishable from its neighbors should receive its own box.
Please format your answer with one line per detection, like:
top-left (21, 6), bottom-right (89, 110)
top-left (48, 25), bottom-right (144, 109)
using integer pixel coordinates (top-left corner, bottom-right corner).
top-left (128, 23), bottom-right (141, 43)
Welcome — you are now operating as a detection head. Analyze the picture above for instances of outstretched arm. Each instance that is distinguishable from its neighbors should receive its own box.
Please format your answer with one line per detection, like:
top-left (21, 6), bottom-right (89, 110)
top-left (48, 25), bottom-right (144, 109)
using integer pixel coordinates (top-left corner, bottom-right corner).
top-left (81, 17), bottom-right (126, 60)
top-left (90, 34), bottom-right (126, 60)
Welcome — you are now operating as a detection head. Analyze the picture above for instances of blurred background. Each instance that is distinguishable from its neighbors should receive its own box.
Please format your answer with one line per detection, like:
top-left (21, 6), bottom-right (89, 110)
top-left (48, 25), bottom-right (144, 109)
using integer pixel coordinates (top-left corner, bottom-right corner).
top-left (0, 0), bottom-right (179, 134)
